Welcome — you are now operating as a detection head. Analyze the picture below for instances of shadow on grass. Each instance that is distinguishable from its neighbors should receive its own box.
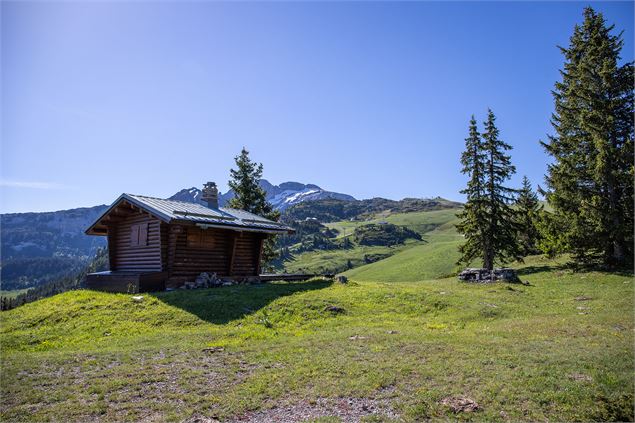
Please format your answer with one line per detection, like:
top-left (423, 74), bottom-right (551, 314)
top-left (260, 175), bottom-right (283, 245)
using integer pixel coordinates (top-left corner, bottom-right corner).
top-left (517, 262), bottom-right (634, 277)
top-left (516, 265), bottom-right (566, 276)
top-left (154, 278), bottom-right (333, 324)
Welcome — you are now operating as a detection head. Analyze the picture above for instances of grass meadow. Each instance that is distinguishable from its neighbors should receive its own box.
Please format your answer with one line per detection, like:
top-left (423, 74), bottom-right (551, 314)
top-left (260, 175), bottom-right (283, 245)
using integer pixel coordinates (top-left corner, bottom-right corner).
top-left (1, 256), bottom-right (633, 422)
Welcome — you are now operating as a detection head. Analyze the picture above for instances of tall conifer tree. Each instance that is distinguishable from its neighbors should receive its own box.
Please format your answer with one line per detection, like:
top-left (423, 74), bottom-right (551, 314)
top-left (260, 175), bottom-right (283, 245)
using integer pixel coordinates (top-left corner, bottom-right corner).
top-left (481, 109), bottom-right (521, 269)
top-left (516, 176), bottom-right (542, 256)
top-left (228, 148), bottom-right (281, 267)
top-left (456, 117), bottom-right (487, 266)
top-left (457, 111), bottom-right (521, 270)
top-left (541, 8), bottom-right (634, 267)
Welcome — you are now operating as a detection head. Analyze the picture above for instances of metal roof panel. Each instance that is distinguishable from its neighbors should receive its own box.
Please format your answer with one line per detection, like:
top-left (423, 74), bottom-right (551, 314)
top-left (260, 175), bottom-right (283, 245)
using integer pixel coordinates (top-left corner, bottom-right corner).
top-left (123, 194), bottom-right (293, 232)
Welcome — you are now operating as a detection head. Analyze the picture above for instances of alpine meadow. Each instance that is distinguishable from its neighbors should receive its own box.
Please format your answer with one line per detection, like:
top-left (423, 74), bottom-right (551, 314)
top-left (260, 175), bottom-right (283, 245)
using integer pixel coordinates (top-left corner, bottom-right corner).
top-left (1, 3), bottom-right (633, 423)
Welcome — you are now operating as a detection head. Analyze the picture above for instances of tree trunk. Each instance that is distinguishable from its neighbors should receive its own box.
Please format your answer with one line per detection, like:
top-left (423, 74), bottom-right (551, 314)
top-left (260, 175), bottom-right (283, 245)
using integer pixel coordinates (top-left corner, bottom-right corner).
top-left (606, 149), bottom-right (625, 266)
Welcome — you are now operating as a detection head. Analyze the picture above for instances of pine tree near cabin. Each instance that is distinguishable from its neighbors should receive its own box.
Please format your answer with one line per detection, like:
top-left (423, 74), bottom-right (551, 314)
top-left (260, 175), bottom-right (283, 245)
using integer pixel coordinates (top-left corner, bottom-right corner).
top-left (541, 7), bottom-right (634, 267)
top-left (516, 176), bottom-right (542, 256)
top-left (227, 148), bottom-right (281, 268)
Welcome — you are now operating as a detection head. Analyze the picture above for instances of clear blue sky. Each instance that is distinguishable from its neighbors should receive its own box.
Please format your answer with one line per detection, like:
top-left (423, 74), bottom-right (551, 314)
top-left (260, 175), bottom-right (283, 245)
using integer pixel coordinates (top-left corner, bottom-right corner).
top-left (2, 1), bottom-right (633, 213)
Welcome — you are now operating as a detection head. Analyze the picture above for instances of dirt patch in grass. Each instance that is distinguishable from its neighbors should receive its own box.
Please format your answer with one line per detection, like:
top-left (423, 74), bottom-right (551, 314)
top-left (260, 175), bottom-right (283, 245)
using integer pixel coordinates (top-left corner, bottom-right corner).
top-left (228, 396), bottom-right (399, 422)
top-left (2, 349), bottom-right (254, 422)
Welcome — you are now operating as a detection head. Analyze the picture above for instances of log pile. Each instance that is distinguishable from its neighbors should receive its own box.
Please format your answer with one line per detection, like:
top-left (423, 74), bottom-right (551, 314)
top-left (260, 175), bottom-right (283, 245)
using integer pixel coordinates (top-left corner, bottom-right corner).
top-left (178, 272), bottom-right (261, 289)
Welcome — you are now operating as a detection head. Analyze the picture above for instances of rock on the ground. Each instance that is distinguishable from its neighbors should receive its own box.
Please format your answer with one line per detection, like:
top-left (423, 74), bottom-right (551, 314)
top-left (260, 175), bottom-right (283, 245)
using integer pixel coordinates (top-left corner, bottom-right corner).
top-left (335, 275), bottom-right (348, 284)
top-left (440, 396), bottom-right (480, 413)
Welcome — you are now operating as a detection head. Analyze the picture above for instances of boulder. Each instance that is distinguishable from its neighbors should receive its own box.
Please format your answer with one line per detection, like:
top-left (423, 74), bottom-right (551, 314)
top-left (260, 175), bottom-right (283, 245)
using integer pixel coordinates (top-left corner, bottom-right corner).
top-left (458, 268), bottom-right (519, 283)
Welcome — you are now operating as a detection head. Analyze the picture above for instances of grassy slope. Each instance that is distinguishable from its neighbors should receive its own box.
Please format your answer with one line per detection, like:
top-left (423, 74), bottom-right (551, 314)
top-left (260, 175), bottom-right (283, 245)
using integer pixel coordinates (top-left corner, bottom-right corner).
top-left (284, 209), bottom-right (462, 276)
top-left (324, 208), bottom-right (459, 238)
top-left (1, 260), bottom-right (633, 422)
top-left (344, 210), bottom-right (463, 282)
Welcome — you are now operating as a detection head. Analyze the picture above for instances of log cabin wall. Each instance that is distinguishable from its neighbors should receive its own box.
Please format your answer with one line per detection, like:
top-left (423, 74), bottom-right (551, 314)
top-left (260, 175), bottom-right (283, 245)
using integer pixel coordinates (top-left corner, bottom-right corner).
top-left (168, 226), bottom-right (264, 279)
top-left (160, 223), bottom-right (169, 272)
top-left (109, 212), bottom-right (162, 272)
top-left (170, 226), bottom-right (233, 279)
top-left (232, 232), bottom-right (264, 276)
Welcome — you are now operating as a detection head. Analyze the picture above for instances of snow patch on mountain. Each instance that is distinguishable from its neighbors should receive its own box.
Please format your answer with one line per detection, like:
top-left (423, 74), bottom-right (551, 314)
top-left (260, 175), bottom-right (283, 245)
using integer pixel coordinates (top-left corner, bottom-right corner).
top-left (169, 180), bottom-right (355, 211)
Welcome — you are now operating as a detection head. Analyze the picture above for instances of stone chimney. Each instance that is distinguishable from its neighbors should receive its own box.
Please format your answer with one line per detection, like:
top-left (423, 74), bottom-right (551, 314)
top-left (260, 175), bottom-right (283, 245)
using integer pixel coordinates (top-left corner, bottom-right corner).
top-left (201, 182), bottom-right (219, 209)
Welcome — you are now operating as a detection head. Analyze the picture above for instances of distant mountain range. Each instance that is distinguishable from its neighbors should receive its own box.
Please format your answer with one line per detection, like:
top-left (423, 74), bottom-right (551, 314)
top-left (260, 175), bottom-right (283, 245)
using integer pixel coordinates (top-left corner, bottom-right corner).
top-left (169, 180), bottom-right (355, 211)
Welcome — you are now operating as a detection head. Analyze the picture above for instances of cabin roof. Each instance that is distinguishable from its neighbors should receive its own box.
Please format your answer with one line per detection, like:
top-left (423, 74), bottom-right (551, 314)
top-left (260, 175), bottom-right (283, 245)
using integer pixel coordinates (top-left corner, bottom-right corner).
top-left (85, 193), bottom-right (294, 235)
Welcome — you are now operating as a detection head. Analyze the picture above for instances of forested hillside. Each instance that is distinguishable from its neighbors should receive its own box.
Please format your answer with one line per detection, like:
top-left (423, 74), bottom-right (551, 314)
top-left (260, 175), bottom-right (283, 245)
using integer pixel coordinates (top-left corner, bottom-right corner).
top-left (0, 249), bottom-right (109, 311)
top-left (1, 206), bottom-right (108, 290)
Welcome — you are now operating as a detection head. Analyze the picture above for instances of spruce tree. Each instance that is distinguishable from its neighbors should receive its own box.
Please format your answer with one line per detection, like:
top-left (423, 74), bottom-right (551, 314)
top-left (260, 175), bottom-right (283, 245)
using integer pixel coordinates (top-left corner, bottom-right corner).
top-left (481, 109), bottom-right (521, 269)
top-left (456, 116), bottom-right (488, 266)
top-left (516, 176), bottom-right (542, 256)
top-left (541, 7), bottom-right (634, 267)
top-left (227, 148), bottom-right (281, 267)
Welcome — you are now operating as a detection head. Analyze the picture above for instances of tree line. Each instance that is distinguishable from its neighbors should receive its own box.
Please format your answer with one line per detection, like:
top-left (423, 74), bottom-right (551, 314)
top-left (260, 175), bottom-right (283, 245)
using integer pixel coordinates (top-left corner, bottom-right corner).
top-left (457, 7), bottom-right (633, 271)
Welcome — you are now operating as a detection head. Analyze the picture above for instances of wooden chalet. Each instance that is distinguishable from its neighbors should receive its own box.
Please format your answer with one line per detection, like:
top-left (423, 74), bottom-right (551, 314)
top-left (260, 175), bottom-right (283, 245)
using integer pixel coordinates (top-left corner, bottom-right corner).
top-left (84, 182), bottom-right (293, 292)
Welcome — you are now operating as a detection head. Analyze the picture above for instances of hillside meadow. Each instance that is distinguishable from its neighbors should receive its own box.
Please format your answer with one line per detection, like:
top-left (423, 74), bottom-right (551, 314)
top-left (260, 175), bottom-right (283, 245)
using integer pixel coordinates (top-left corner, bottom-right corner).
top-left (1, 257), bottom-right (633, 422)
top-left (283, 209), bottom-right (463, 277)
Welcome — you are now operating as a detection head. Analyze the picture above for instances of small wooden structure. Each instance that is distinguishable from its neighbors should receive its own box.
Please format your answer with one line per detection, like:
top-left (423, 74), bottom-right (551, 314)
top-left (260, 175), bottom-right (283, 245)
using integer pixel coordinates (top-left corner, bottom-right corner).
top-left (84, 182), bottom-right (294, 292)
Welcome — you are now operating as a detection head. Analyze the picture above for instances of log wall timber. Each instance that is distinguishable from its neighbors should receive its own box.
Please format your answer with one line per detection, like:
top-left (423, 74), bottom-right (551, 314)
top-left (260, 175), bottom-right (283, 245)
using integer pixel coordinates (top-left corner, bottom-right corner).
top-left (231, 232), bottom-right (263, 277)
top-left (256, 236), bottom-right (265, 275)
top-left (167, 226), bottom-right (264, 279)
top-left (167, 224), bottom-right (182, 274)
top-left (160, 223), bottom-right (169, 272)
top-left (110, 212), bottom-right (162, 272)
top-left (107, 223), bottom-right (117, 271)
top-left (170, 226), bottom-right (234, 278)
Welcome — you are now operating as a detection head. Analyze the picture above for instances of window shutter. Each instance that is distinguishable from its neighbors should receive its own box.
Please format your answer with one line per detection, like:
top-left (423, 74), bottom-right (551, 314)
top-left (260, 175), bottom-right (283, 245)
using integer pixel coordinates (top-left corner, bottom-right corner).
top-left (139, 223), bottom-right (148, 246)
top-left (130, 224), bottom-right (140, 247)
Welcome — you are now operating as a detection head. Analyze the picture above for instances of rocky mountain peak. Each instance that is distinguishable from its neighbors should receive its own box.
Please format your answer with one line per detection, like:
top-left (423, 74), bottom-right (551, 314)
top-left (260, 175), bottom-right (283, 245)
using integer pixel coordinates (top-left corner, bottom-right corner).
top-left (168, 180), bottom-right (355, 211)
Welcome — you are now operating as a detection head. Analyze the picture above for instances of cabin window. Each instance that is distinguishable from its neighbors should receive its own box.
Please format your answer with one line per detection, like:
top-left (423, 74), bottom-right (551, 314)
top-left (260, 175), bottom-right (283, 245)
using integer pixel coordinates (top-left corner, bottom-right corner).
top-left (130, 223), bottom-right (148, 247)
